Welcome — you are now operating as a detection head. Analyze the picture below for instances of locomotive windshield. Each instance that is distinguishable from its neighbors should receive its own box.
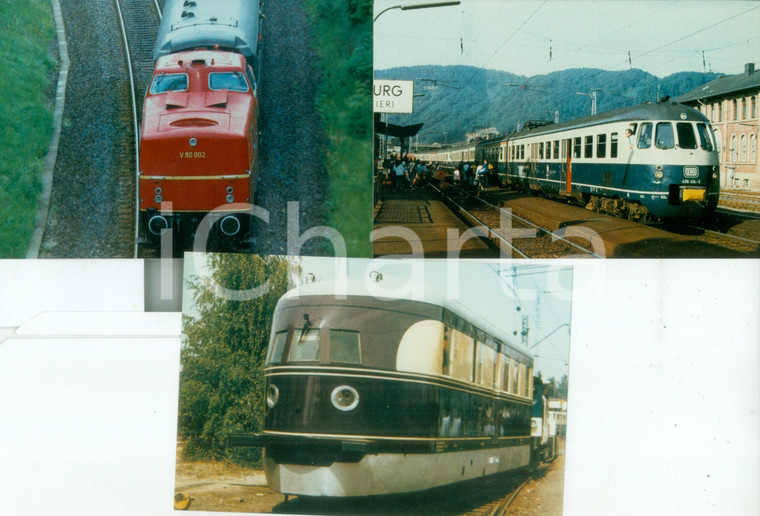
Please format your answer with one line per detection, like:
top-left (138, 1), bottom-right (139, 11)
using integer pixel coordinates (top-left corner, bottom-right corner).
top-left (209, 72), bottom-right (249, 92)
top-left (266, 328), bottom-right (362, 365)
top-left (676, 123), bottom-right (697, 149)
top-left (697, 123), bottom-right (714, 151)
top-left (150, 73), bottom-right (188, 94)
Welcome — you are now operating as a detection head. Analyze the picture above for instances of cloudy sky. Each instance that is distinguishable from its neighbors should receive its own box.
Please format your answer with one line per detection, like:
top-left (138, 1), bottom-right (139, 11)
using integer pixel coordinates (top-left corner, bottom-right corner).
top-left (374, 0), bottom-right (760, 78)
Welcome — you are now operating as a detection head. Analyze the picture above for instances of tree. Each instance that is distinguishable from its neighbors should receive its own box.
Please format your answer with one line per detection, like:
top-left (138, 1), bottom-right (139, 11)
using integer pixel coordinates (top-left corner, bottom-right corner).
top-left (178, 254), bottom-right (296, 465)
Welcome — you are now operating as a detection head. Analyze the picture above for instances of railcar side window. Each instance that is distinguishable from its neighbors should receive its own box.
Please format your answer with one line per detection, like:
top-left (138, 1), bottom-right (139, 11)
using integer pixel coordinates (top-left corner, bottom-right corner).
top-left (676, 123), bottom-right (697, 149)
top-left (209, 72), bottom-right (249, 92)
top-left (553, 140), bottom-right (559, 159)
top-left (584, 135), bottom-right (593, 158)
top-left (329, 330), bottom-right (361, 364)
top-left (150, 73), bottom-right (188, 94)
top-left (696, 123), bottom-right (714, 151)
top-left (267, 331), bottom-right (288, 364)
top-left (538, 142), bottom-right (544, 159)
top-left (655, 122), bottom-right (675, 149)
top-left (610, 132), bottom-right (618, 158)
top-left (573, 137), bottom-right (581, 158)
top-left (637, 123), bottom-right (653, 149)
top-left (288, 329), bottom-right (320, 362)
top-left (596, 134), bottom-right (607, 158)
top-left (450, 329), bottom-right (474, 382)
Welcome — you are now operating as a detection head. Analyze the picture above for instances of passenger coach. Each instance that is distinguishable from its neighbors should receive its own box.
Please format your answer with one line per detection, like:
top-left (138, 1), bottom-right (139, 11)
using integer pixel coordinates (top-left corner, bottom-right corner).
top-left (249, 278), bottom-right (540, 497)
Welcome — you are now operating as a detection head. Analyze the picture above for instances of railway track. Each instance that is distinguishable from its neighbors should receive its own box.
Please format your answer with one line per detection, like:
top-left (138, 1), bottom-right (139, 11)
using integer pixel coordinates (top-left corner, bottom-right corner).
top-left (113, 0), bottom-right (162, 257)
top-left (431, 185), bottom-right (602, 259)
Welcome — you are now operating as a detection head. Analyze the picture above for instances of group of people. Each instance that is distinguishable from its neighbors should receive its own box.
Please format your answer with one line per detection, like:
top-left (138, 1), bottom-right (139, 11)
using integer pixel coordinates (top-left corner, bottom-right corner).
top-left (453, 159), bottom-right (494, 189)
top-left (381, 152), bottom-right (430, 191)
top-left (380, 153), bottom-right (497, 191)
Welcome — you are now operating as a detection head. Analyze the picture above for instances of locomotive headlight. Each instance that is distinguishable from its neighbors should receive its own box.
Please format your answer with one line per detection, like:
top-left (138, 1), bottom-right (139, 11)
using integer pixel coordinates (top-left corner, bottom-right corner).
top-left (654, 165), bottom-right (663, 180)
top-left (226, 186), bottom-right (234, 203)
top-left (712, 166), bottom-right (719, 179)
top-left (330, 385), bottom-right (359, 411)
top-left (189, 138), bottom-right (198, 147)
top-left (266, 384), bottom-right (279, 409)
top-left (154, 187), bottom-right (163, 204)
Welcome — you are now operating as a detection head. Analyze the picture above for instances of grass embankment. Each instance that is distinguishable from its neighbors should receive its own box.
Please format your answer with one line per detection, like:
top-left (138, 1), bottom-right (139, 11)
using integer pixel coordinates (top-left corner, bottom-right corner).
top-left (304, 0), bottom-right (373, 258)
top-left (0, 1), bottom-right (57, 258)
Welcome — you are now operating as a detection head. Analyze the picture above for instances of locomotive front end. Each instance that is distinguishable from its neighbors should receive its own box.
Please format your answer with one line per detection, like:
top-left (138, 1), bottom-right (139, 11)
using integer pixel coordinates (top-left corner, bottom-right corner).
top-left (138, 51), bottom-right (259, 245)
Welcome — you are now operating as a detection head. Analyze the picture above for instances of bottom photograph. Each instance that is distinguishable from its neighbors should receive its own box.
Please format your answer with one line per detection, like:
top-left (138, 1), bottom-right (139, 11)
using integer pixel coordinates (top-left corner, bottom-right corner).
top-left (176, 254), bottom-right (573, 514)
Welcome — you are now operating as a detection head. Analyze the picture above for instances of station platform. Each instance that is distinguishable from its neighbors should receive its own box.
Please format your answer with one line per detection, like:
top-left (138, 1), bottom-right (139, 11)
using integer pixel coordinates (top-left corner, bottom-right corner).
top-left (373, 187), bottom-right (495, 258)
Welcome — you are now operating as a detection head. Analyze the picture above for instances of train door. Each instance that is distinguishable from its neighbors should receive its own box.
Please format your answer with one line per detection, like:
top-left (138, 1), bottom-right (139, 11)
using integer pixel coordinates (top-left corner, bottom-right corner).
top-left (564, 139), bottom-right (572, 194)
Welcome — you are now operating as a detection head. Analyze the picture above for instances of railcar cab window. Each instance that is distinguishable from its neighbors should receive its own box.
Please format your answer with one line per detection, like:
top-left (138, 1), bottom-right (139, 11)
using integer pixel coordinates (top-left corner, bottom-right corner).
top-left (267, 331), bottom-right (288, 364)
top-left (655, 122), bottom-right (675, 149)
top-left (150, 73), bottom-right (188, 94)
top-left (329, 330), bottom-right (361, 364)
top-left (696, 123), bottom-right (714, 151)
top-left (209, 72), bottom-right (249, 92)
top-left (676, 123), bottom-right (697, 149)
top-left (637, 123), bottom-right (653, 149)
top-left (288, 329), bottom-right (320, 362)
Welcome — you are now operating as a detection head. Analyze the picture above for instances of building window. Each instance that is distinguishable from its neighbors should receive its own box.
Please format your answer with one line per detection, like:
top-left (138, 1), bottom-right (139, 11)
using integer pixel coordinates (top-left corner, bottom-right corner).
top-left (718, 102), bottom-right (723, 122)
top-left (742, 98), bottom-right (748, 119)
top-left (732, 100), bottom-right (738, 120)
top-left (751, 134), bottom-right (756, 163)
top-left (730, 134), bottom-right (738, 162)
top-left (752, 97), bottom-right (757, 118)
top-left (741, 135), bottom-right (747, 162)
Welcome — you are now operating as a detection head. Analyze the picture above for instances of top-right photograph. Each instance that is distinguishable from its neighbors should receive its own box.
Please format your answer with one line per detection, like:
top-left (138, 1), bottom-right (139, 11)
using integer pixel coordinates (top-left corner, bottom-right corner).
top-left (372, 0), bottom-right (760, 259)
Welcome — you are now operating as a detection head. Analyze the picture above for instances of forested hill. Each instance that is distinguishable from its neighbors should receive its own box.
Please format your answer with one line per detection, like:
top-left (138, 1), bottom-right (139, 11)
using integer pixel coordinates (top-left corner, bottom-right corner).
top-left (375, 65), bottom-right (721, 143)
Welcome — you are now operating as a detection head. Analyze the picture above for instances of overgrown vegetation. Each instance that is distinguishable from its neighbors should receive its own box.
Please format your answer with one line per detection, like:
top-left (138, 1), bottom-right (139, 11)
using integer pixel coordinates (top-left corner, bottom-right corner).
top-left (179, 254), bottom-right (295, 465)
top-left (304, 0), bottom-right (373, 258)
top-left (0, 1), bottom-right (56, 257)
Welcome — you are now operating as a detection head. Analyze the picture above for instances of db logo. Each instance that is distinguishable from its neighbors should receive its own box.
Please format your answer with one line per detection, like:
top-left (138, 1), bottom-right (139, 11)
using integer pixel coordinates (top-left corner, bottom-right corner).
top-left (683, 167), bottom-right (698, 178)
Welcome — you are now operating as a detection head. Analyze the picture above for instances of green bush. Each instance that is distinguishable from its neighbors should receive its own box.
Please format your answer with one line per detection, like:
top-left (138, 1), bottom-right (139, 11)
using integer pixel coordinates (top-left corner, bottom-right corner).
top-left (179, 254), bottom-right (295, 465)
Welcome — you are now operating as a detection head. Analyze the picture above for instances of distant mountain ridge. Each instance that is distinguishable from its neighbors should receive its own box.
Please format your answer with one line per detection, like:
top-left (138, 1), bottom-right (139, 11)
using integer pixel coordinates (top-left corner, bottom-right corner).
top-left (375, 65), bottom-right (721, 144)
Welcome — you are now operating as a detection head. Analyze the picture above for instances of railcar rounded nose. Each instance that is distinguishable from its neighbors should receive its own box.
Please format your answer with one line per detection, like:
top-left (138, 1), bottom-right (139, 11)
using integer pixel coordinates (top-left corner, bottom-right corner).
top-left (148, 215), bottom-right (170, 235)
top-left (219, 215), bottom-right (241, 236)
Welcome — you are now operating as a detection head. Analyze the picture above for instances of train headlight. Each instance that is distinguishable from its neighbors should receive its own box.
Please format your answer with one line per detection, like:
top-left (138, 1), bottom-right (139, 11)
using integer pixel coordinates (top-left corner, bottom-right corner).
top-left (654, 165), bottom-right (664, 180)
top-left (226, 186), bottom-right (234, 203)
top-left (266, 384), bottom-right (279, 408)
top-left (189, 138), bottom-right (198, 147)
top-left (330, 385), bottom-right (359, 411)
top-left (154, 187), bottom-right (163, 204)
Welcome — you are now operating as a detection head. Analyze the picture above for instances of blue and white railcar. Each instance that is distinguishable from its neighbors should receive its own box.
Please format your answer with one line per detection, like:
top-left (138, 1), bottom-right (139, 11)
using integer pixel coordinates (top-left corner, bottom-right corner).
top-left (256, 278), bottom-right (537, 497)
top-left (502, 103), bottom-right (720, 220)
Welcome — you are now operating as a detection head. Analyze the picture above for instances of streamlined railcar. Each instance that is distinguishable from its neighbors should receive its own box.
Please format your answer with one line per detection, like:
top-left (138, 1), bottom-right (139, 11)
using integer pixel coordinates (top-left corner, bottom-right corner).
top-left (138, 0), bottom-right (262, 246)
top-left (248, 278), bottom-right (552, 497)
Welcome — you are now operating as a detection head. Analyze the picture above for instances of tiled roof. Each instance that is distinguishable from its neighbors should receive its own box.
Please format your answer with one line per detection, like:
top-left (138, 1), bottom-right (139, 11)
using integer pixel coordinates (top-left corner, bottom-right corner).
top-left (676, 65), bottom-right (760, 103)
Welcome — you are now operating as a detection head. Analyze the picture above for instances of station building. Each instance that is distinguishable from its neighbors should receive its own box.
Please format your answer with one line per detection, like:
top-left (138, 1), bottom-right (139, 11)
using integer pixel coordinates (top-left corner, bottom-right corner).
top-left (676, 63), bottom-right (760, 191)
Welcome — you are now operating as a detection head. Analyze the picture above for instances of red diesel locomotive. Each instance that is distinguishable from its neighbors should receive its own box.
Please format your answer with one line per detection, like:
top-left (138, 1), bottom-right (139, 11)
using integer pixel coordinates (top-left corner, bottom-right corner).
top-left (138, 0), bottom-right (262, 246)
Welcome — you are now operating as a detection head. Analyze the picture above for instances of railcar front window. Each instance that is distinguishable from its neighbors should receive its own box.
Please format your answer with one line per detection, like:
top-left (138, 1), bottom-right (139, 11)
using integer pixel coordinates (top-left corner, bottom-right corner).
top-left (329, 330), bottom-right (361, 364)
top-left (637, 123), bottom-right (653, 149)
top-left (676, 123), bottom-right (697, 149)
top-left (696, 123), bottom-right (714, 151)
top-left (288, 329), bottom-right (320, 362)
top-left (267, 331), bottom-right (288, 365)
top-left (209, 72), bottom-right (249, 92)
top-left (150, 73), bottom-right (188, 94)
top-left (655, 123), bottom-right (675, 149)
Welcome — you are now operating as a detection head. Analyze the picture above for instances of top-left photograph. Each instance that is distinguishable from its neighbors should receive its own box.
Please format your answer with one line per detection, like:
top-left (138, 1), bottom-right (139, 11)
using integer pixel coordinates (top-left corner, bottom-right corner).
top-left (1, 0), bottom-right (373, 259)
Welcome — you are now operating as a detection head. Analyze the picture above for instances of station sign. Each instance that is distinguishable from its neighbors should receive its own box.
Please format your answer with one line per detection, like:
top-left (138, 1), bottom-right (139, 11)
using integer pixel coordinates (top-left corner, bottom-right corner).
top-left (374, 80), bottom-right (414, 114)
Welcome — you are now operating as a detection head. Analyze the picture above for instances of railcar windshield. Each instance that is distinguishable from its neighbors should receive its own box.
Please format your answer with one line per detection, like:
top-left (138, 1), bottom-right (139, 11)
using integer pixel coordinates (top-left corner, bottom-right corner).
top-left (266, 327), bottom-right (362, 365)
top-left (288, 329), bottom-right (320, 362)
top-left (676, 123), bottom-right (697, 149)
top-left (150, 73), bottom-right (188, 94)
top-left (697, 123), bottom-right (714, 151)
top-left (637, 123), bottom-right (653, 149)
top-left (209, 72), bottom-right (249, 92)
top-left (655, 122), bottom-right (675, 149)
